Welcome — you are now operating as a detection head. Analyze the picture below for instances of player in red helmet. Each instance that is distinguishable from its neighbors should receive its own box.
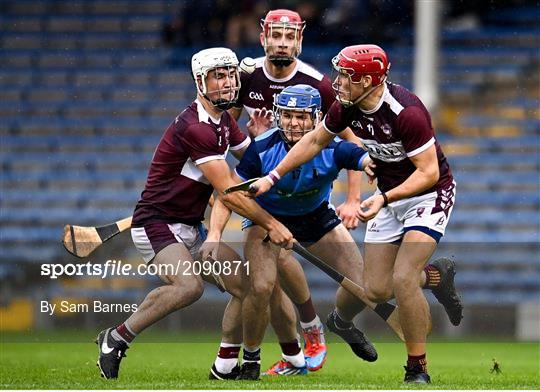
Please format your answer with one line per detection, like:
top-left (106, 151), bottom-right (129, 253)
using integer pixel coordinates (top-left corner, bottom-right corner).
top-left (331, 44), bottom-right (390, 107)
top-left (217, 9), bottom-right (366, 377)
top-left (249, 44), bottom-right (463, 384)
top-left (260, 9), bottom-right (305, 67)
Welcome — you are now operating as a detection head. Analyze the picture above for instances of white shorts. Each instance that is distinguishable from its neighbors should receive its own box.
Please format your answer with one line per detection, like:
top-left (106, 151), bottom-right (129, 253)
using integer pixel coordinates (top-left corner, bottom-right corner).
top-left (364, 181), bottom-right (456, 243)
top-left (131, 222), bottom-right (207, 264)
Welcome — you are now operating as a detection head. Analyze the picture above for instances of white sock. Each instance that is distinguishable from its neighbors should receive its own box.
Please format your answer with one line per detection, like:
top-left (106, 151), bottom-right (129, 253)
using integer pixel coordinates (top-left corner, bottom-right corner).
top-left (300, 314), bottom-right (322, 330)
top-left (110, 329), bottom-right (123, 343)
top-left (283, 350), bottom-right (306, 368)
top-left (300, 315), bottom-right (326, 344)
top-left (214, 342), bottom-right (240, 374)
top-left (214, 357), bottom-right (238, 374)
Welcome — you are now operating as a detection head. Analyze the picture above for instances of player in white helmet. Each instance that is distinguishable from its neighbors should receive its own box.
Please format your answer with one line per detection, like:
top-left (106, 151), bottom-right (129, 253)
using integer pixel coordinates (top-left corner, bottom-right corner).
top-left (95, 47), bottom-right (294, 380)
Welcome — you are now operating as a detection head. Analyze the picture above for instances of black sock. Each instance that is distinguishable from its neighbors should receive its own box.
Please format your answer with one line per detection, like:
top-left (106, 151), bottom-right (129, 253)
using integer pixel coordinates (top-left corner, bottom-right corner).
top-left (279, 340), bottom-right (301, 356)
top-left (243, 347), bottom-right (261, 364)
top-left (333, 310), bottom-right (353, 329)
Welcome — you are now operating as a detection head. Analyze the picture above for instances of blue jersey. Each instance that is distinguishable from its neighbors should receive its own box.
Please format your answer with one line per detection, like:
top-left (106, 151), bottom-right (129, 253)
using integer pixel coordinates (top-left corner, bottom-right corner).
top-left (235, 128), bottom-right (368, 216)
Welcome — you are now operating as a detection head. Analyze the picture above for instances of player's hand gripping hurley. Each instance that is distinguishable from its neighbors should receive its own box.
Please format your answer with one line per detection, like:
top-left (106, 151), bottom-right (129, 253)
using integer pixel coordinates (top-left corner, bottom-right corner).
top-left (62, 183), bottom-right (403, 341)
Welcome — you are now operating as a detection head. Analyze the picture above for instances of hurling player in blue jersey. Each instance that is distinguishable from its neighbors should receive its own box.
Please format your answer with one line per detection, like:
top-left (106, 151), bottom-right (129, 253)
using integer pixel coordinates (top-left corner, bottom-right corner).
top-left (210, 85), bottom-right (379, 378)
top-left (225, 10), bottom-right (364, 371)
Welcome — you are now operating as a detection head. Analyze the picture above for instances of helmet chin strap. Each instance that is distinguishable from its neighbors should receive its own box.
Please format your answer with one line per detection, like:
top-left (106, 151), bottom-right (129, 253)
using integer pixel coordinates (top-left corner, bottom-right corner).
top-left (351, 84), bottom-right (379, 106)
top-left (342, 76), bottom-right (387, 107)
top-left (203, 94), bottom-right (236, 111)
top-left (269, 56), bottom-right (294, 67)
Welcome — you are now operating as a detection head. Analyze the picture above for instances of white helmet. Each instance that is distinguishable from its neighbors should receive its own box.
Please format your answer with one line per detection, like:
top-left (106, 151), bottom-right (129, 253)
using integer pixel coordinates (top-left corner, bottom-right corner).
top-left (191, 47), bottom-right (241, 110)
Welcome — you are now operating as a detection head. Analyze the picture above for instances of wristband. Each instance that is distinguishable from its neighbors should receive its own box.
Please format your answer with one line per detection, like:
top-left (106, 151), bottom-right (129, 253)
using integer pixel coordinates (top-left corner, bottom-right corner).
top-left (265, 170), bottom-right (281, 186)
top-left (264, 176), bottom-right (275, 186)
top-left (381, 192), bottom-right (389, 207)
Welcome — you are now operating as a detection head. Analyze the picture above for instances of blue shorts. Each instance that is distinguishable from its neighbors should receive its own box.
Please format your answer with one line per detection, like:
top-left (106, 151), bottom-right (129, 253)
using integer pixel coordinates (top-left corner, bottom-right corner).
top-left (242, 201), bottom-right (341, 245)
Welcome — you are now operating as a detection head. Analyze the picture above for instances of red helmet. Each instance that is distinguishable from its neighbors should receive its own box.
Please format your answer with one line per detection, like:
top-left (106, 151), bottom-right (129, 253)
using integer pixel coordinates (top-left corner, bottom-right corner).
top-left (260, 9), bottom-right (306, 66)
top-left (332, 44), bottom-right (390, 86)
top-left (261, 9), bottom-right (305, 36)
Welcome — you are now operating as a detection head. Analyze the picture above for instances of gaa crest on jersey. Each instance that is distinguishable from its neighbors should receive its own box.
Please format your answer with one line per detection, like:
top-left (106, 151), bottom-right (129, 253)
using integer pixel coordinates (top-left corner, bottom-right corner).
top-left (248, 91), bottom-right (264, 101)
top-left (382, 123), bottom-right (392, 137)
top-left (351, 120), bottom-right (363, 129)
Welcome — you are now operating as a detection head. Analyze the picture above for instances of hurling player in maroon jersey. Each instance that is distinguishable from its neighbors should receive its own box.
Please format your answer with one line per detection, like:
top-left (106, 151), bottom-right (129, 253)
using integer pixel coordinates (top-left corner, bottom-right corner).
top-left (233, 9), bottom-right (363, 229)
top-left (95, 47), bottom-right (293, 381)
top-left (249, 44), bottom-right (463, 383)
top-left (224, 9), bottom-right (364, 372)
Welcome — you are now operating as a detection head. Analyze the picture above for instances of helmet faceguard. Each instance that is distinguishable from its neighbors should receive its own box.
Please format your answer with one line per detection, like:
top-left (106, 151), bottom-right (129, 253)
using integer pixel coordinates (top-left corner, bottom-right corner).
top-left (273, 84), bottom-right (321, 145)
top-left (331, 44), bottom-right (390, 107)
top-left (191, 47), bottom-right (241, 111)
top-left (261, 9), bottom-right (305, 67)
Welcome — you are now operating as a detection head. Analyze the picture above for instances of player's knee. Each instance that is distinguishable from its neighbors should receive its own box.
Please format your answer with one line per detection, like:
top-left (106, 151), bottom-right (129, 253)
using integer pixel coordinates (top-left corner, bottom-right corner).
top-left (277, 252), bottom-right (295, 269)
top-left (250, 278), bottom-right (275, 301)
top-left (190, 279), bottom-right (205, 299)
top-left (392, 270), bottom-right (417, 292)
top-left (174, 279), bottom-right (204, 307)
top-left (365, 283), bottom-right (393, 303)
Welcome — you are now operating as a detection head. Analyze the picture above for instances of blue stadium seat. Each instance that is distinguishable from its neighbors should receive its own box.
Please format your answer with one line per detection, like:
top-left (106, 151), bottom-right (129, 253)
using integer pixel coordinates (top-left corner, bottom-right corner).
top-left (1, 0), bottom-right (538, 307)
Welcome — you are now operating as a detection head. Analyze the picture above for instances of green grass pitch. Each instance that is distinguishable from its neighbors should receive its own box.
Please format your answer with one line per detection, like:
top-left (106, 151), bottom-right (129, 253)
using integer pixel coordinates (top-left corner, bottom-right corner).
top-left (1, 331), bottom-right (539, 389)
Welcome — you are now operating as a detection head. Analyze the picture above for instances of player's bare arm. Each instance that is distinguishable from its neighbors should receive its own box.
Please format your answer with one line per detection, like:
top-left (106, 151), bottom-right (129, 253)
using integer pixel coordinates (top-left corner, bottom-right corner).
top-left (335, 127), bottom-right (363, 229)
top-left (198, 159), bottom-right (293, 248)
top-left (230, 142), bottom-right (250, 161)
top-left (199, 196), bottom-right (233, 261)
top-left (199, 169), bottom-right (248, 260)
top-left (358, 145), bottom-right (440, 222)
top-left (250, 122), bottom-right (337, 197)
top-left (336, 171), bottom-right (362, 229)
top-left (340, 127), bottom-right (362, 145)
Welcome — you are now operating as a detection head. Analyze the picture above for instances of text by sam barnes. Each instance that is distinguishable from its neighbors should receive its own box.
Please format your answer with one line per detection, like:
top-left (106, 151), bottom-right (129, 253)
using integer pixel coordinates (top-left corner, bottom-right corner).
top-left (40, 300), bottom-right (137, 315)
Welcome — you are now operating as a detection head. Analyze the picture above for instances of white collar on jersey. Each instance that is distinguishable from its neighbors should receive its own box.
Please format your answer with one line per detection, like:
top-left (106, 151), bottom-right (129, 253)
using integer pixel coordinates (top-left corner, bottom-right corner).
top-left (195, 98), bottom-right (222, 124)
top-left (360, 82), bottom-right (388, 115)
top-left (262, 59), bottom-right (300, 83)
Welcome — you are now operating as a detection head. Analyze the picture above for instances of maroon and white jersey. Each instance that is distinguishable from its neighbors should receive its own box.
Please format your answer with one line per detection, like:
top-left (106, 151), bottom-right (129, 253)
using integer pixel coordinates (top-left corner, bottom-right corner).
top-left (132, 99), bottom-right (250, 227)
top-left (323, 82), bottom-right (453, 194)
top-left (235, 57), bottom-right (335, 115)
